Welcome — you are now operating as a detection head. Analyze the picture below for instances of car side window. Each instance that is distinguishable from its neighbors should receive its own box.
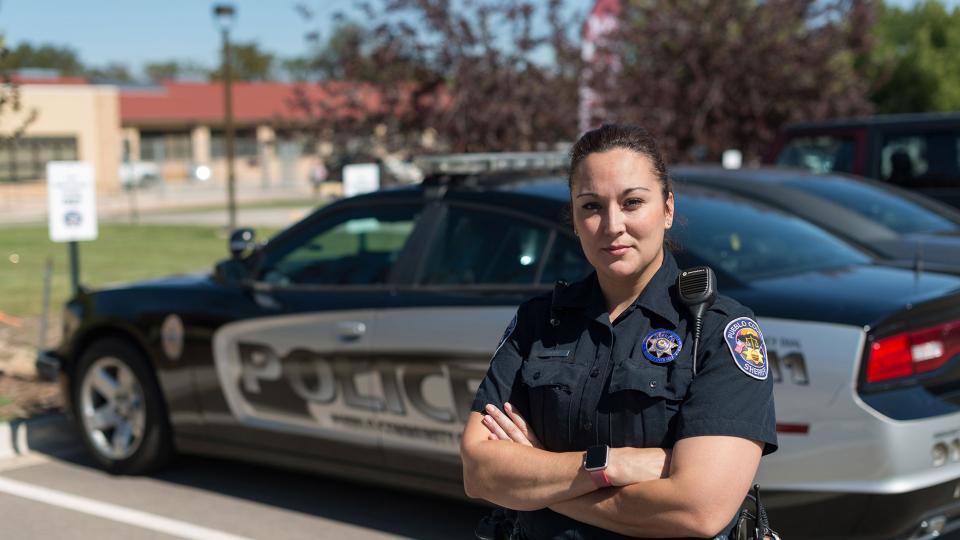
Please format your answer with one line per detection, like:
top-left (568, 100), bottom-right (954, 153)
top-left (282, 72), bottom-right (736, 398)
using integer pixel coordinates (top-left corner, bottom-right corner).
top-left (419, 205), bottom-right (551, 285)
top-left (881, 132), bottom-right (960, 188)
top-left (261, 204), bottom-right (422, 286)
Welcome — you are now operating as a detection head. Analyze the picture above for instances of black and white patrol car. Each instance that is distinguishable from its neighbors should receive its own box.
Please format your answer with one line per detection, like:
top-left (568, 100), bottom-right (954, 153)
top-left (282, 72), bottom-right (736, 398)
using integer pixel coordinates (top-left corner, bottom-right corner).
top-left (40, 153), bottom-right (960, 539)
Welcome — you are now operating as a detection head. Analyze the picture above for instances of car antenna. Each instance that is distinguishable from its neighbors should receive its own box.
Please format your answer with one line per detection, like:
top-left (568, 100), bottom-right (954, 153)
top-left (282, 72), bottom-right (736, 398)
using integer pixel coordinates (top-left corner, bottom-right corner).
top-left (913, 240), bottom-right (924, 278)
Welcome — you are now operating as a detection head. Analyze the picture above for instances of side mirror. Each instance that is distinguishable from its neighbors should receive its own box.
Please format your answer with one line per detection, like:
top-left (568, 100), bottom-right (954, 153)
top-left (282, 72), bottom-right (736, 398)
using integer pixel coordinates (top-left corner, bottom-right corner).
top-left (229, 228), bottom-right (256, 259)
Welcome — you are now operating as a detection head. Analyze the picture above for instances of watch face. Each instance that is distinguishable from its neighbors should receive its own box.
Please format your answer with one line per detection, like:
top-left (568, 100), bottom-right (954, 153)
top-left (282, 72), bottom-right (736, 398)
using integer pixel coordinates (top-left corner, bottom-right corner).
top-left (584, 445), bottom-right (608, 470)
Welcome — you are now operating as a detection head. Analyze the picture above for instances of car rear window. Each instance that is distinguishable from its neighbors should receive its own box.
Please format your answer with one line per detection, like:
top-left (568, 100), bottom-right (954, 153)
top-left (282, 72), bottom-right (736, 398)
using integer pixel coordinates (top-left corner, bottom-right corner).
top-left (782, 177), bottom-right (959, 235)
top-left (775, 135), bottom-right (856, 174)
top-left (672, 189), bottom-right (871, 280)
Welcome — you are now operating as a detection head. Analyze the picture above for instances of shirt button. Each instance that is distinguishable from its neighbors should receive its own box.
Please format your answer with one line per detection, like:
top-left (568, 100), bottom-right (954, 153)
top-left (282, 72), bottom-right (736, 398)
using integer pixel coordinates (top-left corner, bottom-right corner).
top-left (590, 368), bottom-right (600, 377)
top-left (582, 421), bottom-right (592, 431)
top-left (533, 371), bottom-right (541, 380)
top-left (649, 380), bottom-right (657, 389)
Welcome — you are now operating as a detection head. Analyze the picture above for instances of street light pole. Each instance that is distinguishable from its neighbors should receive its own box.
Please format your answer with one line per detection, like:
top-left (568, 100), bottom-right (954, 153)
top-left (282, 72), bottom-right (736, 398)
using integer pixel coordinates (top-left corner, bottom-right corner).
top-left (214, 3), bottom-right (237, 232)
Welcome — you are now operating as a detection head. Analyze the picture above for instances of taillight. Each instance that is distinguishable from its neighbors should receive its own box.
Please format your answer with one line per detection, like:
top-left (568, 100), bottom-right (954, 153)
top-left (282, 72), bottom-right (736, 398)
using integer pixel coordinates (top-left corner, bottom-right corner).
top-left (867, 320), bottom-right (960, 383)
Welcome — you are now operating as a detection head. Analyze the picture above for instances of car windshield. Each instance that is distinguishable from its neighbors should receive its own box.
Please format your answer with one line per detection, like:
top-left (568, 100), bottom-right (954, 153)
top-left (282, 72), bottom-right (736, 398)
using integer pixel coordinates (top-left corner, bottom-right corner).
top-left (782, 177), bottom-right (960, 235)
top-left (672, 189), bottom-right (872, 281)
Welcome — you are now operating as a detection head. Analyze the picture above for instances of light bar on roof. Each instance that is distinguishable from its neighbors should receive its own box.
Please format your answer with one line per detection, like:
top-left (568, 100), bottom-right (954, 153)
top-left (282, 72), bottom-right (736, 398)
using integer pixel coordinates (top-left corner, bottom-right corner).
top-left (414, 152), bottom-right (569, 175)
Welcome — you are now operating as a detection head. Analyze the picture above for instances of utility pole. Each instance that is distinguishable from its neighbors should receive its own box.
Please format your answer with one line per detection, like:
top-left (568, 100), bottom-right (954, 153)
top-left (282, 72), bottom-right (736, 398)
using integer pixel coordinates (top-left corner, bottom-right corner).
top-left (214, 3), bottom-right (237, 232)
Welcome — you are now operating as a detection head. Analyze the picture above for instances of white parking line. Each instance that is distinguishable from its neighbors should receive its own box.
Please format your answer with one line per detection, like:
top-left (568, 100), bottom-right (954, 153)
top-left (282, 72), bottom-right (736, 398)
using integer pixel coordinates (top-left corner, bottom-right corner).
top-left (0, 476), bottom-right (252, 540)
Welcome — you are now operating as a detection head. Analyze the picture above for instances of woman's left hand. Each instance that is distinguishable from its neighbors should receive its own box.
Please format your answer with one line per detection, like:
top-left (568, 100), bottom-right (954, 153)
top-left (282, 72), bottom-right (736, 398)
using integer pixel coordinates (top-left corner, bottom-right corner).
top-left (482, 403), bottom-right (543, 449)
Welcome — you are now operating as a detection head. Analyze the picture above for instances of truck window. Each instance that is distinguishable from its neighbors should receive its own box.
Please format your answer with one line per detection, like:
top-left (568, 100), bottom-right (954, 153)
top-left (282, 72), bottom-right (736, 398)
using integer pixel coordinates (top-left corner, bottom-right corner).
top-left (775, 136), bottom-right (855, 174)
top-left (881, 132), bottom-right (959, 188)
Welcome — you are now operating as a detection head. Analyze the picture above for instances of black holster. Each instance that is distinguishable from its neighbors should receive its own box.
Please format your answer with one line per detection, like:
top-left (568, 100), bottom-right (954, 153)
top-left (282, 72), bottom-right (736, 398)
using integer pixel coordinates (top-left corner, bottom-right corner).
top-left (475, 508), bottom-right (520, 540)
top-left (718, 484), bottom-right (781, 540)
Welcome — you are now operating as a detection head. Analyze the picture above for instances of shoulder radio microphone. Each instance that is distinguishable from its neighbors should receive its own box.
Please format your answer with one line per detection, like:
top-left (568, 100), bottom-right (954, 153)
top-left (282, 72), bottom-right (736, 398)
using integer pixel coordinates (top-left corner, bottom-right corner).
top-left (678, 266), bottom-right (717, 376)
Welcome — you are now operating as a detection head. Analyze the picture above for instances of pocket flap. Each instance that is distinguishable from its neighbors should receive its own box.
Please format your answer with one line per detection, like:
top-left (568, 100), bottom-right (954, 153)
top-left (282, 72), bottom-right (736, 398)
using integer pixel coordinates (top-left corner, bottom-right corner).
top-left (536, 348), bottom-right (571, 359)
top-left (520, 360), bottom-right (580, 390)
top-left (608, 360), bottom-right (691, 400)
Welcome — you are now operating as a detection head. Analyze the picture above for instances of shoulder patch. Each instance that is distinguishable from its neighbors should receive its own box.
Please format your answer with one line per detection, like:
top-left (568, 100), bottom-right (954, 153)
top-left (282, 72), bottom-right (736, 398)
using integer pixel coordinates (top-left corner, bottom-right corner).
top-left (723, 317), bottom-right (768, 380)
top-left (494, 312), bottom-right (518, 355)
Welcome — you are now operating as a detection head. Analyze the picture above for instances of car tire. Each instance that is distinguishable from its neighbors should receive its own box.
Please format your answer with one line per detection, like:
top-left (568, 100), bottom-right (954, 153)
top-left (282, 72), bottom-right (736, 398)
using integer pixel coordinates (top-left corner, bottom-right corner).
top-left (72, 337), bottom-right (174, 474)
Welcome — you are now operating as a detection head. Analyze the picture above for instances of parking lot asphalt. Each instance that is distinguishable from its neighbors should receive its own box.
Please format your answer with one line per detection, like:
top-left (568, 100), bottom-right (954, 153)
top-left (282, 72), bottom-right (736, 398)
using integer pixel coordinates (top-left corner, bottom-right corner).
top-left (0, 421), bottom-right (487, 540)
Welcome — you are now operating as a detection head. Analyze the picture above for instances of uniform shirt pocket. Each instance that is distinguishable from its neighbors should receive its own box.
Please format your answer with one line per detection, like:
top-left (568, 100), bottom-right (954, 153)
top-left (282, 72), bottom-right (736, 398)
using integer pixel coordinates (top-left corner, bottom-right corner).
top-left (608, 359), bottom-right (692, 399)
top-left (520, 360), bottom-right (582, 450)
top-left (607, 360), bottom-right (693, 447)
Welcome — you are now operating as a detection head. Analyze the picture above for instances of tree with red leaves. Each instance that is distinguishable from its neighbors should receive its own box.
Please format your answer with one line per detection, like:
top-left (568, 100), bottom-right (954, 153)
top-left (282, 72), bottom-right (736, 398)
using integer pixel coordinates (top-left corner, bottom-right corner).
top-left (584, 0), bottom-right (877, 163)
top-left (291, 0), bottom-right (582, 155)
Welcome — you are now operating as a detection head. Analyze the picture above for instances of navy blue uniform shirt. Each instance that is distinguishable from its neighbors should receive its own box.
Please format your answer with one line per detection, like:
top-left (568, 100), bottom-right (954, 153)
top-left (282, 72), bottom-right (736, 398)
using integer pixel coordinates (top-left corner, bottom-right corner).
top-left (471, 251), bottom-right (778, 539)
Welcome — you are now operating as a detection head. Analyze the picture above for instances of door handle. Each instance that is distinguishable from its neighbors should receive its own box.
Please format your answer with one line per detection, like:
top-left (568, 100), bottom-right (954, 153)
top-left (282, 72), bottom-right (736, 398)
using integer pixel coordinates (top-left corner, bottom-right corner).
top-left (336, 321), bottom-right (367, 341)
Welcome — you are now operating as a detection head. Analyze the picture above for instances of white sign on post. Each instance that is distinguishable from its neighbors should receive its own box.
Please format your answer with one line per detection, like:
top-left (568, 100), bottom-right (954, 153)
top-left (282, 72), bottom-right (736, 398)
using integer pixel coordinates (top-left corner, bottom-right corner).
top-left (342, 163), bottom-right (380, 197)
top-left (47, 161), bottom-right (98, 242)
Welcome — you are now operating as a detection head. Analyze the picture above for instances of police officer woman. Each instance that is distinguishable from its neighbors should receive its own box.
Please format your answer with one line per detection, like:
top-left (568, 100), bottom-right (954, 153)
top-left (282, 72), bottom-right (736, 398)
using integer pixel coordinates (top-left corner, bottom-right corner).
top-left (460, 124), bottom-right (777, 539)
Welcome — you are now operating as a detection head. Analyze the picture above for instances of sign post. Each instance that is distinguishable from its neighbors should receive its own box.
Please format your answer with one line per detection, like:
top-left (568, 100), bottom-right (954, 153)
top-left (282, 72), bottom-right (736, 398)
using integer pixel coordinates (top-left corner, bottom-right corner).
top-left (47, 161), bottom-right (98, 295)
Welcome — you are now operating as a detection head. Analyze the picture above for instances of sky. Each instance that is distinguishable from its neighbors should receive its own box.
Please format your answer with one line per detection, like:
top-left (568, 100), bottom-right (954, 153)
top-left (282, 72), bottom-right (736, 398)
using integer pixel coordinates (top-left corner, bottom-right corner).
top-left (0, 0), bottom-right (954, 78)
top-left (0, 0), bottom-right (595, 77)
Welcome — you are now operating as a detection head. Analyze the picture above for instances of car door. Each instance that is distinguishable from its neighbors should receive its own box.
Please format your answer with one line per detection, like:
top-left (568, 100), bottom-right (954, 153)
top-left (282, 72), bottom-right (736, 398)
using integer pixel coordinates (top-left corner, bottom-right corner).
top-left (371, 200), bottom-right (591, 484)
top-left (202, 198), bottom-right (429, 467)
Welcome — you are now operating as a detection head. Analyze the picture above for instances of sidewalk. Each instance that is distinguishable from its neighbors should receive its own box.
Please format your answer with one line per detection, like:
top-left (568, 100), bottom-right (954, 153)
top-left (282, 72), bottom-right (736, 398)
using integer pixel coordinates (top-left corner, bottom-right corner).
top-left (0, 179), bottom-right (318, 226)
top-left (0, 413), bottom-right (73, 460)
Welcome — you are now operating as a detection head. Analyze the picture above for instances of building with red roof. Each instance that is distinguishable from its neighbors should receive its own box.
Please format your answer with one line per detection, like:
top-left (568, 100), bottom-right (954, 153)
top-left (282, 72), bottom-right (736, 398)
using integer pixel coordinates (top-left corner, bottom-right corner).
top-left (0, 77), bottom-right (404, 195)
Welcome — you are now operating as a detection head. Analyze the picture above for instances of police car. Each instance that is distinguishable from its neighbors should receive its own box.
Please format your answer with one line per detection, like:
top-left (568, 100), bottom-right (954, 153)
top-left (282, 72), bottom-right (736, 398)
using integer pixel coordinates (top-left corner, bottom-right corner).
top-left (39, 153), bottom-right (960, 539)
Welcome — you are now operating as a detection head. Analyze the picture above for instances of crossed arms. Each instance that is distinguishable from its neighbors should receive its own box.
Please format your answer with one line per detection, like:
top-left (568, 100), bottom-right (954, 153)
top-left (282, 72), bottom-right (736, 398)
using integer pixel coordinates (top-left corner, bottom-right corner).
top-left (460, 403), bottom-right (763, 538)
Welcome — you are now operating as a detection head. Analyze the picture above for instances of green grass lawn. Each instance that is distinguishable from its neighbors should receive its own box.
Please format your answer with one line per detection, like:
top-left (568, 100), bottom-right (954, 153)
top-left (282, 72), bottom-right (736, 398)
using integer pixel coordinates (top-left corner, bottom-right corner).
top-left (0, 224), bottom-right (279, 317)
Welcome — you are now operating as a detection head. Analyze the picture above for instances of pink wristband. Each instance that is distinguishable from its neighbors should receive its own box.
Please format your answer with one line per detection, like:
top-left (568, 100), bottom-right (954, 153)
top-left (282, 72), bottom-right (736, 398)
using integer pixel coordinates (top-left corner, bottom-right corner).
top-left (589, 468), bottom-right (612, 488)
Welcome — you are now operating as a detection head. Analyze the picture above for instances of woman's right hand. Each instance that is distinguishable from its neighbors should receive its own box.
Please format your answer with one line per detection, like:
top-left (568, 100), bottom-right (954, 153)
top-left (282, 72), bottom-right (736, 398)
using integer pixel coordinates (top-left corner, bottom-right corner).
top-left (605, 447), bottom-right (671, 486)
top-left (482, 402), bottom-right (543, 449)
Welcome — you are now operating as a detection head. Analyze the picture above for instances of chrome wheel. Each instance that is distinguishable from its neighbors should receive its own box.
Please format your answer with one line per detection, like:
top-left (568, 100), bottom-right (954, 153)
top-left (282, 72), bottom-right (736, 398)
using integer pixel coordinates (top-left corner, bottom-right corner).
top-left (79, 356), bottom-right (146, 461)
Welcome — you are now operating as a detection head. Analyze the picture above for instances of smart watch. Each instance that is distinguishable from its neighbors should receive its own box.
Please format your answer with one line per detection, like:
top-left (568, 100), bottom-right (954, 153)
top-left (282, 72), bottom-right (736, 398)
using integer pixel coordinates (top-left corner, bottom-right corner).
top-left (583, 444), bottom-right (611, 488)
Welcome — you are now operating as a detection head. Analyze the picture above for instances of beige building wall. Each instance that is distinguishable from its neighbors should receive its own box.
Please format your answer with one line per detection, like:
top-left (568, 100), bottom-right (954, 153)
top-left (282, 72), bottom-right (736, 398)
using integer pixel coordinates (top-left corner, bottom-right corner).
top-left (191, 126), bottom-right (211, 165)
top-left (122, 127), bottom-right (141, 161)
top-left (7, 84), bottom-right (122, 192)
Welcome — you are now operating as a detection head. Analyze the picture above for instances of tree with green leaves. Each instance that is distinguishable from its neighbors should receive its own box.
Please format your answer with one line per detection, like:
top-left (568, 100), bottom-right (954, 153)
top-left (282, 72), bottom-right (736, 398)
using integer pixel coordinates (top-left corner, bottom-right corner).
top-left (209, 41), bottom-right (275, 82)
top-left (1, 42), bottom-right (84, 76)
top-left (869, 0), bottom-right (960, 113)
top-left (85, 63), bottom-right (134, 83)
top-left (144, 60), bottom-right (209, 83)
top-left (0, 36), bottom-right (37, 143)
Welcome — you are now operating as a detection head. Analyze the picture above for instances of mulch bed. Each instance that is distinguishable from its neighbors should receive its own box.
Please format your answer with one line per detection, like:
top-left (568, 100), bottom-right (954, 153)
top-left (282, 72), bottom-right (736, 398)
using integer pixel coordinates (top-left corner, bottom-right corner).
top-left (0, 374), bottom-right (63, 421)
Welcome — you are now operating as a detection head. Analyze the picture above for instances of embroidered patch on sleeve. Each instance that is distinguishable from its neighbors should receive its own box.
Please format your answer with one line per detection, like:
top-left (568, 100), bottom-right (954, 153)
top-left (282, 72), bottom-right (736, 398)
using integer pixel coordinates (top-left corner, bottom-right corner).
top-left (723, 317), bottom-right (768, 380)
top-left (493, 312), bottom-right (518, 356)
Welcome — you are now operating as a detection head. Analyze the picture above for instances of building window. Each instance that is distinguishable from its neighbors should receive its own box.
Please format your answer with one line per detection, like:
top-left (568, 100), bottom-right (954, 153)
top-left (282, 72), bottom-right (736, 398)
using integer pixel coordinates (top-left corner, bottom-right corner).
top-left (0, 137), bottom-right (78, 183)
top-left (140, 131), bottom-right (192, 161)
top-left (211, 129), bottom-right (258, 158)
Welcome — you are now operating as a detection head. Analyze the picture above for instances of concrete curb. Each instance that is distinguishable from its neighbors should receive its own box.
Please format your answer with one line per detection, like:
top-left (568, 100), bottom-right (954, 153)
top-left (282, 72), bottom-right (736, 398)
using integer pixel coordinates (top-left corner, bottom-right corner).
top-left (0, 413), bottom-right (74, 460)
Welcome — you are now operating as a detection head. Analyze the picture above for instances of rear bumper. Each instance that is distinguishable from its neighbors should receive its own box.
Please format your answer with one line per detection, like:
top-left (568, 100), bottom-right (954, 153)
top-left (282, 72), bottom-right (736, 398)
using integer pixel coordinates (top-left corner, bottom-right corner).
top-left (35, 350), bottom-right (61, 382)
top-left (767, 476), bottom-right (960, 539)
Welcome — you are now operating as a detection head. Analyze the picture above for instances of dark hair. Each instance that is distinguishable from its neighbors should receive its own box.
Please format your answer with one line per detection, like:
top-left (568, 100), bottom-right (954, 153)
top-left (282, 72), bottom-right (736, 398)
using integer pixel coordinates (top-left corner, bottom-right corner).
top-left (568, 124), bottom-right (672, 204)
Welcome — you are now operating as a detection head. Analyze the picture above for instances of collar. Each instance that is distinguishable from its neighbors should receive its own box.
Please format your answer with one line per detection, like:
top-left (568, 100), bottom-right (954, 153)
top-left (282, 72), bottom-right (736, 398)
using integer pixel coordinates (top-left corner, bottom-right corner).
top-left (550, 251), bottom-right (681, 327)
top-left (634, 251), bottom-right (681, 327)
